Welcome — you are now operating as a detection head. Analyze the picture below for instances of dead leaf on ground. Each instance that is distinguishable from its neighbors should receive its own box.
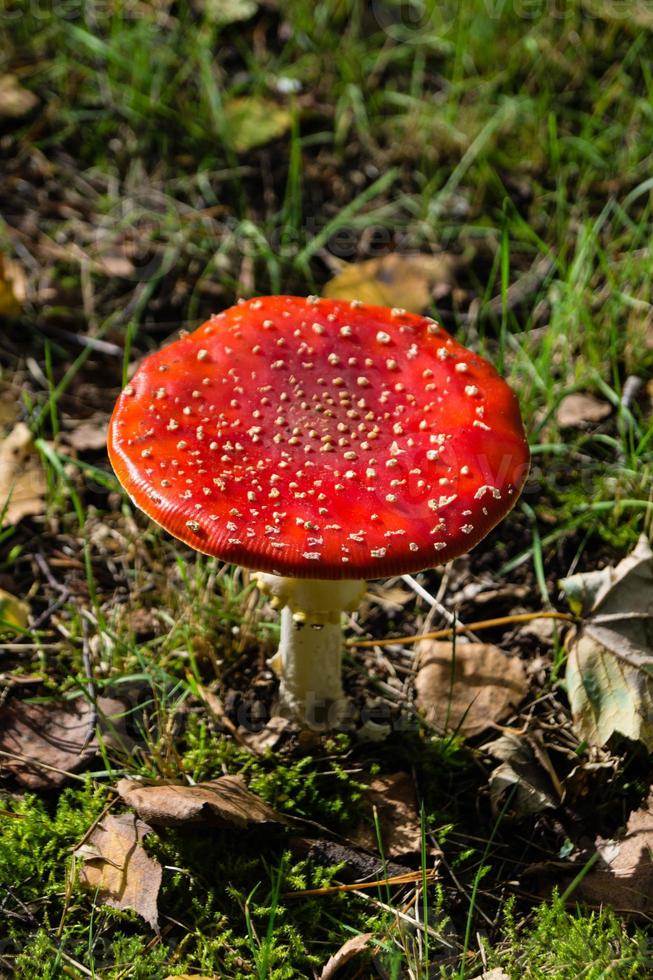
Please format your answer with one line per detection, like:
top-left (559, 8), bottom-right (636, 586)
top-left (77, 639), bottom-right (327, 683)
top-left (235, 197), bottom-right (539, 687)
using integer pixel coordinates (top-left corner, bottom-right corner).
top-left (0, 254), bottom-right (27, 318)
top-left (60, 415), bottom-right (109, 452)
top-left (117, 774), bottom-right (289, 828)
top-left (353, 772), bottom-right (424, 857)
top-left (556, 392), bottom-right (611, 428)
top-left (0, 696), bottom-right (129, 789)
top-left (0, 422), bottom-right (47, 527)
top-left (578, 788), bottom-right (653, 914)
top-left (560, 535), bottom-right (653, 749)
top-left (319, 932), bottom-right (373, 980)
top-left (0, 588), bottom-right (29, 634)
top-left (415, 641), bottom-right (528, 737)
top-left (75, 812), bottom-right (162, 931)
top-left (222, 96), bottom-right (292, 153)
top-left (322, 253), bottom-right (459, 313)
top-left (485, 733), bottom-right (558, 818)
top-left (0, 74), bottom-right (38, 119)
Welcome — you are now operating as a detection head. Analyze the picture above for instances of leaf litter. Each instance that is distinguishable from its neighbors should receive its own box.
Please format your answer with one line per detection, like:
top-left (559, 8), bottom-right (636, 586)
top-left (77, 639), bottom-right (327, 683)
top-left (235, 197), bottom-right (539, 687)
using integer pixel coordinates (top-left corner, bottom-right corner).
top-left (578, 787), bottom-right (653, 915)
top-left (322, 253), bottom-right (460, 312)
top-left (0, 696), bottom-right (129, 789)
top-left (415, 639), bottom-right (528, 737)
top-left (116, 774), bottom-right (289, 828)
top-left (560, 534), bottom-right (653, 749)
top-left (74, 812), bottom-right (162, 931)
top-left (0, 421), bottom-right (47, 527)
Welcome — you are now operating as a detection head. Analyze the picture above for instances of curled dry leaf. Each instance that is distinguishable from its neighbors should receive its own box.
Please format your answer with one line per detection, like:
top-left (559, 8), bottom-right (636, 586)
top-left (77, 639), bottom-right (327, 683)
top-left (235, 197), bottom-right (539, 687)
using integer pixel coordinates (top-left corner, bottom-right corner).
top-left (578, 788), bottom-right (653, 914)
top-left (560, 535), bottom-right (653, 749)
top-left (485, 733), bottom-right (558, 818)
top-left (0, 422), bottom-right (47, 527)
top-left (75, 812), bottom-right (162, 931)
top-left (352, 771), bottom-right (424, 858)
top-left (116, 774), bottom-right (289, 828)
top-left (556, 392), bottom-right (611, 428)
top-left (319, 932), bottom-right (373, 980)
top-left (415, 640), bottom-right (528, 737)
top-left (0, 696), bottom-right (129, 789)
top-left (322, 253), bottom-right (459, 313)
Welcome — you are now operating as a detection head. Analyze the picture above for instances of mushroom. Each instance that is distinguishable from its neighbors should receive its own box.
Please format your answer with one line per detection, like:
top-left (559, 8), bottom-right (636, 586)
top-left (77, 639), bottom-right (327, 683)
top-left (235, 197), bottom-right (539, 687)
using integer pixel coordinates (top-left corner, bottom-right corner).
top-left (108, 296), bottom-right (530, 728)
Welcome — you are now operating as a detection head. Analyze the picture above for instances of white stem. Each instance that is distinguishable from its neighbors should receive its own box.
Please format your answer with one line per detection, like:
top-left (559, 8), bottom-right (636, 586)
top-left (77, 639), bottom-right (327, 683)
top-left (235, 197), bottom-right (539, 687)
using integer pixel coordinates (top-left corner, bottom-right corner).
top-left (257, 575), bottom-right (366, 728)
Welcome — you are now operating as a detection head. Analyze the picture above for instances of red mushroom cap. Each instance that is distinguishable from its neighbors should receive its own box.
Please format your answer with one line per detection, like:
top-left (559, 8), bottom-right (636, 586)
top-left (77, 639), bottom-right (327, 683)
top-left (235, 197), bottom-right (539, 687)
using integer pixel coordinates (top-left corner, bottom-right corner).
top-left (108, 296), bottom-right (530, 579)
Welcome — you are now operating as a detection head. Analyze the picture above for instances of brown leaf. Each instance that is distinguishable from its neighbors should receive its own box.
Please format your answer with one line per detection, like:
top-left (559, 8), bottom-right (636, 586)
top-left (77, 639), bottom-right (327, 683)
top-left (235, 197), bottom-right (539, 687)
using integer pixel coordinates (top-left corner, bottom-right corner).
top-left (485, 733), bottom-right (558, 818)
top-left (322, 253), bottom-right (459, 313)
top-left (556, 392), bottom-right (611, 428)
top-left (75, 812), bottom-right (162, 931)
top-left (415, 641), bottom-right (528, 737)
top-left (353, 772), bottom-right (424, 857)
top-left (0, 74), bottom-right (38, 119)
top-left (117, 774), bottom-right (289, 828)
top-left (319, 932), bottom-right (373, 980)
top-left (0, 422), bottom-right (47, 527)
top-left (579, 789), bottom-right (653, 914)
top-left (61, 416), bottom-right (109, 452)
top-left (0, 254), bottom-right (27, 318)
top-left (0, 696), bottom-right (128, 789)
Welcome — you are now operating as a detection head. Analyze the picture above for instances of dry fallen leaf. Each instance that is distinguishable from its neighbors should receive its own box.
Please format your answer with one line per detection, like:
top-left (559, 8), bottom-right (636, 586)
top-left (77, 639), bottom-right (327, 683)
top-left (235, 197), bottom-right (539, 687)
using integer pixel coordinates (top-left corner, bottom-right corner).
top-left (485, 733), bottom-right (558, 818)
top-left (75, 812), bottom-right (162, 931)
top-left (556, 392), bottom-right (611, 428)
top-left (61, 416), bottom-right (109, 452)
top-left (222, 97), bottom-right (292, 153)
top-left (415, 640), bottom-right (528, 737)
top-left (322, 253), bottom-right (459, 313)
top-left (0, 74), bottom-right (38, 119)
top-left (319, 932), bottom-right (373, 980)
top-left (117, 774), bottom-right (289, 828)
top-left (0, 588), bottom-right (29, 634)
top-left (578, 788), bottom-right (653, 914)
top-left (0, 422), bottom-right (47, 527)
top-left (561, 535), bottom-right (653, 749)
top-left (353, 772), bottom-right (424, 857)
top-left (0, 254), bottom-right (27, 318)
top-left (0, 696), bottom-right (128, 789)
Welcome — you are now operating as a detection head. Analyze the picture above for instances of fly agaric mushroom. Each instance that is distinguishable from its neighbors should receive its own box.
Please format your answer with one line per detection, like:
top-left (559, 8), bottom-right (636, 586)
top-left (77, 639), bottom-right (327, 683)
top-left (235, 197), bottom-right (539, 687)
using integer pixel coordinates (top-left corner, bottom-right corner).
top-left (108, 296), bottom-right (529, 727)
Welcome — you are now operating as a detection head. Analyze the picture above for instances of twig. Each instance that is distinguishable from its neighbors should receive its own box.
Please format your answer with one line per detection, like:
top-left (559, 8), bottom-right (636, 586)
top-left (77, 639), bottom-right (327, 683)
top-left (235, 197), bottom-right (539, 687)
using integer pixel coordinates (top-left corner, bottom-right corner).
top-left (347, 610), bottom-right (575, 649)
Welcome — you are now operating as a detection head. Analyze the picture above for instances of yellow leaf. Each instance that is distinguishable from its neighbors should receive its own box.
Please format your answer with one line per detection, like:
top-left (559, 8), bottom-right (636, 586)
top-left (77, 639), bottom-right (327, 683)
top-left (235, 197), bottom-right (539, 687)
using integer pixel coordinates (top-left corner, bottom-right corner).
top-left (322, 253), bottom-right (458, 313)
top-left (0, 588), bottom-right (29, 634)
top-left (0, 254), bottom-right (27, 318)
top-left (222, 97), bottom-right (292, 154)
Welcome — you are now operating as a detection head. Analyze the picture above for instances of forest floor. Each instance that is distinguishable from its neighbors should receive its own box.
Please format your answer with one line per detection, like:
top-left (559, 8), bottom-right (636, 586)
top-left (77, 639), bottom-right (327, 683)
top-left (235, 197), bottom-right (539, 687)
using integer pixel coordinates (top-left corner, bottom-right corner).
top-left (0, 1), bottom-right (652, 977)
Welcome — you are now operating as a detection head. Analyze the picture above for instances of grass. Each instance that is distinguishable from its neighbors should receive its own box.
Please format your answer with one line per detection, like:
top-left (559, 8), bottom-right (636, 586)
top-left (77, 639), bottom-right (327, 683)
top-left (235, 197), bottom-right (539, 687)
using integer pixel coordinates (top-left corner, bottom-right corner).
top-left (1, 0), bottom-right (653, 976)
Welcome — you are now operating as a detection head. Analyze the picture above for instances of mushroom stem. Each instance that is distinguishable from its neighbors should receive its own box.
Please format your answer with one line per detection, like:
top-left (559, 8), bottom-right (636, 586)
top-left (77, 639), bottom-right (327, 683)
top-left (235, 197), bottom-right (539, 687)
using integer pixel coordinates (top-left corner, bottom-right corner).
top-left (257, 575), bottom-right (366, 729)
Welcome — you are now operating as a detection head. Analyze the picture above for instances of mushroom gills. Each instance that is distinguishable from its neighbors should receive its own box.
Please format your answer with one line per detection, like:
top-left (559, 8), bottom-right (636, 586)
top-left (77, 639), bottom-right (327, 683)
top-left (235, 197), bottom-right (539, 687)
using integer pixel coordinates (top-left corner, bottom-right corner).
top-left (257, 575), bottom-right (366, 728)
